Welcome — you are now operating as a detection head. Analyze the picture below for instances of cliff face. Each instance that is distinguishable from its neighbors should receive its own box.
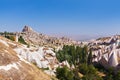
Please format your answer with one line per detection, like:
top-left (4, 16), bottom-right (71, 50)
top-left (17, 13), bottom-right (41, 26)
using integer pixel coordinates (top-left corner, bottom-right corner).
top-left (0, 36), bottom-right (51, 80)
top-left (89, 35), bottom-right (120, 68)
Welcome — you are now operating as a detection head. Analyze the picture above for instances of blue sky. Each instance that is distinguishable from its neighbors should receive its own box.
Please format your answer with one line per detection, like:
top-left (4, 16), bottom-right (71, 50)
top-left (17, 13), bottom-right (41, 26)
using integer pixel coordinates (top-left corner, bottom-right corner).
top-left (0, 0), bottom-right (120, 40)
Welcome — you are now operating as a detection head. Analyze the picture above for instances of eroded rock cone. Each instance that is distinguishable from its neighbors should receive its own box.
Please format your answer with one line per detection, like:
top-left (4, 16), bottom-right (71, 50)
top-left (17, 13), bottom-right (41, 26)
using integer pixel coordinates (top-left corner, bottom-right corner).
top-left (22, 26), bottom-right (33, 32)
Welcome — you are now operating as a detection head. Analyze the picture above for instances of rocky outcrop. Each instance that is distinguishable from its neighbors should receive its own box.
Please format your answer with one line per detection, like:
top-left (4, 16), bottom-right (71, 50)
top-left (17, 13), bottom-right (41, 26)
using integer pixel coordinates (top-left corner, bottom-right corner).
top-left (22, 25), bottom-right (34, 32)
top-left (14, 46), bottom-right (59, 76)
top-left (0, 36), bottom-right (51, 80)
top-left (0, 35), bottom-right (70, 77)
top-left (20, 26), bottom-right (80, 48)
top-left (109, 51), bottom-right (118, 67)
top-left (89, 35), bottom-right (120, 68)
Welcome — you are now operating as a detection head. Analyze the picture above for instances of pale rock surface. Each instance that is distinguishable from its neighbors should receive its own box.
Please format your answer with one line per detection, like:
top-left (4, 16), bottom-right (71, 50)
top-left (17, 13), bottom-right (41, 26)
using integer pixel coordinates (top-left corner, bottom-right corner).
top-left (89, 35), bottom-right (120, 68)
top-left (0, 36), bottom-right (51, 80)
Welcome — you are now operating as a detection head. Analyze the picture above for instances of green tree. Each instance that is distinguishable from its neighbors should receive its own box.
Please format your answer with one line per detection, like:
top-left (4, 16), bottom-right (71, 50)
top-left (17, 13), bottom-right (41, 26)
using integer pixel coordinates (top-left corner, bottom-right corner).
top-left (115, 70), bottom-right (120, 80)
top-left (88, 49), bottom-right (92, 65)
top-left (79, 63), bottom-right (88, 75)
top-left (56, 66), bottom-right (74, 80)
top-left (104, 67), bottom-right (114, 80)
top-left (5, 36), bottom-right (15, 41)
top-left (82, 74), bottom-right (103, 80)
top-left (81, 46), bottom-right (88, 64)
top-left (56, 45), bottom-right (106, 80)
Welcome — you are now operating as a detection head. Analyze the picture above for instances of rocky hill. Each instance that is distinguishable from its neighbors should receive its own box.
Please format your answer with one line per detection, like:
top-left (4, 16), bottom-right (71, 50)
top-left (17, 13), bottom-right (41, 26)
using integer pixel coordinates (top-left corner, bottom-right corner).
top-left (2, 25), bottom-right (120, 78)
top-left (0, 36), bottom-right (51, 80)
top-left (20, 26), bottom-right (80, 48)
top-left (88, 35), bottom-right (120, 69)
top-left (0, 26), bottom-right (80, 79)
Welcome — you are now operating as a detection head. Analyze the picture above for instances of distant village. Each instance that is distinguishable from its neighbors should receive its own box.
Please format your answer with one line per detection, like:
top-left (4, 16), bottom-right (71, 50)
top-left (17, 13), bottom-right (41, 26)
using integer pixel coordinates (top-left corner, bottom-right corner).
top-left (0, 26), bottom-right (82, 48)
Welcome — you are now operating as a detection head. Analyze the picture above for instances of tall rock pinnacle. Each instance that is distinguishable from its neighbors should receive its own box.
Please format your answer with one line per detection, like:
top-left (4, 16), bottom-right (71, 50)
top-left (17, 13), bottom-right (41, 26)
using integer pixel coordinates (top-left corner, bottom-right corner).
top-left (22, 25), bottom-right (33, 32)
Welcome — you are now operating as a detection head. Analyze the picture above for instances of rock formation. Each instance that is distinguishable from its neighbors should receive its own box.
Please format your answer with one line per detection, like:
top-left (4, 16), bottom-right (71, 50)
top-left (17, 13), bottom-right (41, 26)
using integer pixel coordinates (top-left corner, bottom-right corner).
top-left (20, 26), bottom-right (80, 48)
top-left (22, 25), bottom-right (34, 32)
top-left (89, 35), bottom-right (120, 68)
top-left (0, 36), bottom-right (51, 80)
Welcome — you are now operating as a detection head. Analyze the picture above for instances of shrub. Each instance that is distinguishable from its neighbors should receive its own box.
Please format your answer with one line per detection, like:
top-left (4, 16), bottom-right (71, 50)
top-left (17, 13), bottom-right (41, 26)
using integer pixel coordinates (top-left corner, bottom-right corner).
top-left (56, 66), bottom-right (74, 80)
top-left (5, 36), bottom-right (15, 41)
top-left (18, 36), bottom-right (27, 45)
